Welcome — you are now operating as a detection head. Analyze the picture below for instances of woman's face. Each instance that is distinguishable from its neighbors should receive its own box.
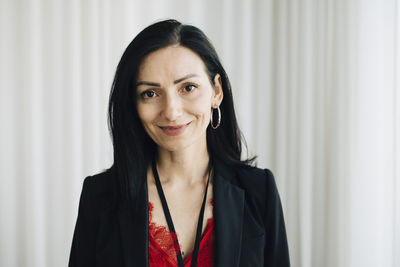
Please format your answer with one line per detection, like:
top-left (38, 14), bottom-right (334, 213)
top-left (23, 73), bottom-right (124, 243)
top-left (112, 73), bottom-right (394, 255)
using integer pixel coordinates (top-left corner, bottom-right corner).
top-left (136, 45), bottom-right (223, 152)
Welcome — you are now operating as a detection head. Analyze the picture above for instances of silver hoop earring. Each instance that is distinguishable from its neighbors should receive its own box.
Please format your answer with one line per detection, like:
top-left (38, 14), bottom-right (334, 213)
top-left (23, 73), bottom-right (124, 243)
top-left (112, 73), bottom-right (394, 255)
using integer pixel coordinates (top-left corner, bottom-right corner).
top-left (210, 106), bottom-right (221, 129)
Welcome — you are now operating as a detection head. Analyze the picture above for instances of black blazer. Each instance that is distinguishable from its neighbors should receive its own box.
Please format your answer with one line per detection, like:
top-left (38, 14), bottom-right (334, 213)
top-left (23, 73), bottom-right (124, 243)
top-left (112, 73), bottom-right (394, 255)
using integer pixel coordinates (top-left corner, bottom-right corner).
top-left (69, 159), bottom-right (290, 267)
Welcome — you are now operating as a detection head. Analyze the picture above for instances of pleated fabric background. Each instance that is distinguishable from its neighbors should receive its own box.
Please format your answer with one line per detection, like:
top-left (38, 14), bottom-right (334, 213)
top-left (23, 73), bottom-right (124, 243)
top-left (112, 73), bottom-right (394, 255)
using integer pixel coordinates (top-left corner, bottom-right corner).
top-left (0, 0), bottom-right (399, 266)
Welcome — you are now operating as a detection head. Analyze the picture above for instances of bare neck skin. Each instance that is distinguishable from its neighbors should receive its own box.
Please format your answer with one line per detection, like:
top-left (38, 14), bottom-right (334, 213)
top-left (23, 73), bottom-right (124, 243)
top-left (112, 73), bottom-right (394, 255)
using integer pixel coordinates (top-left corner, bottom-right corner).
top-left (154, 137), bottom-right (211, 187)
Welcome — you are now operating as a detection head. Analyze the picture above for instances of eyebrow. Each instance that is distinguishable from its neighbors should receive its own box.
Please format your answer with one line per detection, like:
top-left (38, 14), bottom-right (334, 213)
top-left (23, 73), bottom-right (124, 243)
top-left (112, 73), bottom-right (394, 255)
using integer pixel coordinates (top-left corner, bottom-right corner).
top-left (136, 73), bottom-right (199, 87)
top-left (173, 73), bottom-right (198, 84)
top-left (135, 81), bottom-right (160, 87)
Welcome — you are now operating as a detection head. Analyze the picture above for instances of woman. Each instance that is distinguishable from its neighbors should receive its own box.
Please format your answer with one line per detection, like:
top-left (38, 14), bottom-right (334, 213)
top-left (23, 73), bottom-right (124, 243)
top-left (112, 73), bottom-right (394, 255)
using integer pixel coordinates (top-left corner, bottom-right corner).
top-left (69, 19), bottom-right (290, 267)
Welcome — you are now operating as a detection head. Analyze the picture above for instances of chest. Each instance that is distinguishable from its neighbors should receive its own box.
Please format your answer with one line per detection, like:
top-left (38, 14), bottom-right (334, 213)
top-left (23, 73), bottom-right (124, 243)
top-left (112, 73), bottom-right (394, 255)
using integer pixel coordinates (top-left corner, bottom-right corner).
top-left (147, 180), bottom-right (214, 259)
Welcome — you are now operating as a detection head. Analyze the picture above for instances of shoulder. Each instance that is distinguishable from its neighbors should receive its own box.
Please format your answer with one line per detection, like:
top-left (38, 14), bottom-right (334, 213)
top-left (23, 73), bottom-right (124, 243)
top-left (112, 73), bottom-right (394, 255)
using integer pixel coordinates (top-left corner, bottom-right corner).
top-left (214, 160), bottom-right (281, 210)
top-left (79, 167), bottom-right (118, 213)
top-left (82, 168), bottom-right (114, 193)
top-left (235, 165), bottom-right (274, 183)
top-left (232, 165), bottom-right (278, 200)
top-left (224, 164), bottom-right (284, 222)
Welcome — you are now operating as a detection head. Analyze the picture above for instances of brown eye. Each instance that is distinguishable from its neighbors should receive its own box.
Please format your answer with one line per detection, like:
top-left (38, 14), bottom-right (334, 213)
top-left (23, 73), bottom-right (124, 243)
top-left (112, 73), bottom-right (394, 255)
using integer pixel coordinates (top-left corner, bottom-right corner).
top-left (141, 90), bottom-right (156, 99)
top-left (183, 84), bottom-right (196, 93)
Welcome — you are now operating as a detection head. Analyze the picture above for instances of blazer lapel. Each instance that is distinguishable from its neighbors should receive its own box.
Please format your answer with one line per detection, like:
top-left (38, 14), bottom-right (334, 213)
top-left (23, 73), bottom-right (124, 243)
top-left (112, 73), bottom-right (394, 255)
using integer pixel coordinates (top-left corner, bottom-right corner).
top-left (118, 179), bottom-right (149, 267)
top-left (213, 161), bottom-right (245, 267)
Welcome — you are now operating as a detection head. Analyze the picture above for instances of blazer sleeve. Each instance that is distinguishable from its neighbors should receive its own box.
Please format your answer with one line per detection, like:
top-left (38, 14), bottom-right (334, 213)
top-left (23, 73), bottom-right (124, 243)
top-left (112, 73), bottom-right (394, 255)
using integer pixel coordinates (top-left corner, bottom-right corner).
top-left (69, 176), bottom-right (97, 267)
top-left (263, 169), bottom-right (290, 267)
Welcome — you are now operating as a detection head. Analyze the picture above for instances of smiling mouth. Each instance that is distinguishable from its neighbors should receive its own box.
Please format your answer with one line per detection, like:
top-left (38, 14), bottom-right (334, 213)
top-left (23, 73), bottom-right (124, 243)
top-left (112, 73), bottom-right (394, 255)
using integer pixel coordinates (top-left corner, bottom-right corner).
top-left (159, 122), bottom-right (191, 136)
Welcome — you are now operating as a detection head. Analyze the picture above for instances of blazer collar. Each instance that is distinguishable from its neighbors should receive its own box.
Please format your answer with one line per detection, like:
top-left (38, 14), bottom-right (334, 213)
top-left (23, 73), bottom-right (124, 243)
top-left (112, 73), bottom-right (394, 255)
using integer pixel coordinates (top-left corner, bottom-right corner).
top-left (117, 159), bottom-right (245, 267)
top-left (213, 159), bottom-right (245, 267)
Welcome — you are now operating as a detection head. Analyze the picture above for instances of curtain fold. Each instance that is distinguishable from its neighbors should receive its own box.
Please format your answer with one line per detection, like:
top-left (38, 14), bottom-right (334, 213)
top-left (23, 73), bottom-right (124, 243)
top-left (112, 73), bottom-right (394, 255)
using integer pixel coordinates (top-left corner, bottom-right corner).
top-left (0, 0), bottom-right (398, 266)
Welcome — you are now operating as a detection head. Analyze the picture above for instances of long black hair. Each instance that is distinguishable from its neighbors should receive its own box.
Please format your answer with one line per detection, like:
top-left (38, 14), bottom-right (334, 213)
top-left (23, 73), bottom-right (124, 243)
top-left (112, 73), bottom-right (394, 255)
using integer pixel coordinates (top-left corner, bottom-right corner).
top-left (108, 19), bottom-right (255, 203)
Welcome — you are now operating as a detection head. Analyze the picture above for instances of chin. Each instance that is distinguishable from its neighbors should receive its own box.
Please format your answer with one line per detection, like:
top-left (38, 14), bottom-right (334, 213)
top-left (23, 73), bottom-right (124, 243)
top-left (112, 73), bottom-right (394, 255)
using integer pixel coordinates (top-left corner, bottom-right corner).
top-left (157, 140), bottom-right (193, 152)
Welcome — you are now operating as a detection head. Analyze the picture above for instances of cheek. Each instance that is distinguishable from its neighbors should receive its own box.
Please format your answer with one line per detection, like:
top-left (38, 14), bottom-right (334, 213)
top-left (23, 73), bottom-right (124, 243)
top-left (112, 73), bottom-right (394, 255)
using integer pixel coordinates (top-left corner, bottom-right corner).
top-left (189, 89), bottom-right (213, 114)
top-left (189, 99), bottom-right (212, 123)
top-left (137, 103), bottom-right (156, 125)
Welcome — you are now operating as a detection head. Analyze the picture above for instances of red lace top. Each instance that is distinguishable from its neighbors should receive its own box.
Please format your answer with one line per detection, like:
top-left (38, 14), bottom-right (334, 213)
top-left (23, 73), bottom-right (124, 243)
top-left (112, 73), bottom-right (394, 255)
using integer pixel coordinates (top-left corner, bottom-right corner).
top-left (148, 200), bottom-right (215, 267)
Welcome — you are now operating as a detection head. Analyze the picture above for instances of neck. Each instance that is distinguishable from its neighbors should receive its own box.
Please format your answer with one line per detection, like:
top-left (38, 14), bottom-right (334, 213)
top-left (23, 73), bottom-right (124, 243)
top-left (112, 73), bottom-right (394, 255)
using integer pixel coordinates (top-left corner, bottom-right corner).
top-left (155, 144), bottom-right (210, 185)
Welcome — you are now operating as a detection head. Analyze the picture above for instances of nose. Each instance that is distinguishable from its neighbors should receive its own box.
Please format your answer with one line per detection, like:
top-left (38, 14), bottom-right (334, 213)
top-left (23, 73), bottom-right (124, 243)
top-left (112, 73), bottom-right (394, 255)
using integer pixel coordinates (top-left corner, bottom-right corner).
top-left (162, 93), bottom-right (182, 122)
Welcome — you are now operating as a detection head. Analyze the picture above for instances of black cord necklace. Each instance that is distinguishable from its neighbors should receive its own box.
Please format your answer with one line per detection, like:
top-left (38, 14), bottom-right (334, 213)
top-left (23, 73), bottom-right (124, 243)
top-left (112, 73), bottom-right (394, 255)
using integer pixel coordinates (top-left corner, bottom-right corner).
top-left (151, 158), bottom-right (212, 267)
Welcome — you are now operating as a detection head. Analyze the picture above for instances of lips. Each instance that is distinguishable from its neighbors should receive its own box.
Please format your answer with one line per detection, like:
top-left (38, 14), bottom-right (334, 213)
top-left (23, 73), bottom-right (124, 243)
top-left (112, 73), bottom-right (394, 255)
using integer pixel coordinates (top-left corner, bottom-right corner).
top-left (159, 122), bottom-right (191, 136)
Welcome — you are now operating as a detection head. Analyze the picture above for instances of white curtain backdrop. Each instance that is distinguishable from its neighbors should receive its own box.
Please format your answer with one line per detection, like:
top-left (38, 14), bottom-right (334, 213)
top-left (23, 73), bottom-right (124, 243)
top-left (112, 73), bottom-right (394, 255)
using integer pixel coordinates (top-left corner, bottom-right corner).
top-left (1, 0), bottom-right (399, 266)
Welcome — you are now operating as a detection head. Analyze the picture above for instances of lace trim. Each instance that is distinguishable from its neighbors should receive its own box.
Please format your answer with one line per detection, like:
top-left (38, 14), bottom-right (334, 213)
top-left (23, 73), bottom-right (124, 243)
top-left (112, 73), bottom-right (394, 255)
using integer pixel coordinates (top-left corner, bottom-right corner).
top-left (148, 199), bottom-right (214, 264)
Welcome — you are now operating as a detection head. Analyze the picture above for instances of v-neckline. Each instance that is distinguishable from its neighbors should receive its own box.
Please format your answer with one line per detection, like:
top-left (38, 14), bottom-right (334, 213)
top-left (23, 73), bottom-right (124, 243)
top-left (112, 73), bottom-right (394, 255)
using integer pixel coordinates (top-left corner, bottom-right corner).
top-left (148, 200), bottom-right (214, 263)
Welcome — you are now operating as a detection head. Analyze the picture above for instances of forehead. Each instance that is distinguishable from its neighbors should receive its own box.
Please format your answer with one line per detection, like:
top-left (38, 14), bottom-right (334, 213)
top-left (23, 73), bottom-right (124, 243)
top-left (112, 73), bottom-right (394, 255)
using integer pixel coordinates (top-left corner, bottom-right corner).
top-left (137, 45), bottom-right (208, 81)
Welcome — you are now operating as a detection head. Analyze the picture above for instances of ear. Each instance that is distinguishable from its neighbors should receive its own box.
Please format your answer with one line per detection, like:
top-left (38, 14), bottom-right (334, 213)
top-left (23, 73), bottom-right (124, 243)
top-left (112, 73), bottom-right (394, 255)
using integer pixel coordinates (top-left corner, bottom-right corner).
top-left (212, 74), bottom-right (224, 108)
